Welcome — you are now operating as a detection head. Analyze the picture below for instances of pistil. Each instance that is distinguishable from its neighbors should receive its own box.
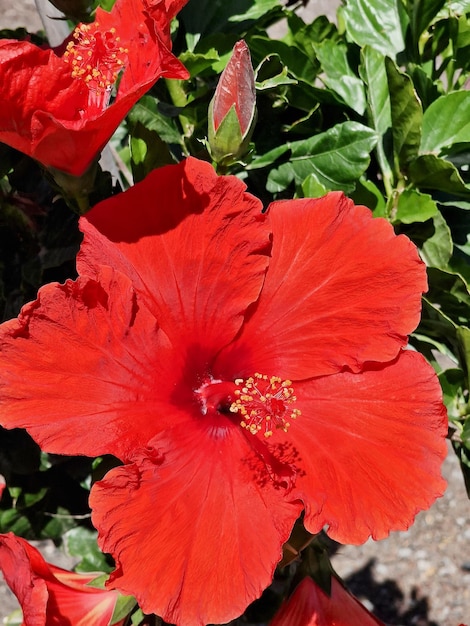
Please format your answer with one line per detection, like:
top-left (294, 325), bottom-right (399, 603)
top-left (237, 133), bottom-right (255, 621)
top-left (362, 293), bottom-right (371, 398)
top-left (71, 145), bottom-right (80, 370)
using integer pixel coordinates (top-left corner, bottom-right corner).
top-left (230, 373), bottom-right (301, 438)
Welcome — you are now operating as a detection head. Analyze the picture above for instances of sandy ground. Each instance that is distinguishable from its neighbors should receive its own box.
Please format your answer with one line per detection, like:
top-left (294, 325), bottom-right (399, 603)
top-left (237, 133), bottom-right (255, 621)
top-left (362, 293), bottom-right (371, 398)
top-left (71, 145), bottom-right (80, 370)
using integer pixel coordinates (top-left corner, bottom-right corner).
top-left (0, 1), bottom-right (469, 625)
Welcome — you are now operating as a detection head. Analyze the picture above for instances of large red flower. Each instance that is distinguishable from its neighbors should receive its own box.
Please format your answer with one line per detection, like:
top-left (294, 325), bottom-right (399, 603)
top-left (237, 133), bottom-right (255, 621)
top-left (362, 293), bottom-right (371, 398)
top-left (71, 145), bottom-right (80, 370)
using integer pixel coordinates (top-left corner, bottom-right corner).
top-left (269, 576), bottom-right (385, 626)
top-left (0, 533), bottom-right (127, 626)
top-left (0, 0), bottom-right (188, 176)
top-left (0, 158), bottom-right (447, 625)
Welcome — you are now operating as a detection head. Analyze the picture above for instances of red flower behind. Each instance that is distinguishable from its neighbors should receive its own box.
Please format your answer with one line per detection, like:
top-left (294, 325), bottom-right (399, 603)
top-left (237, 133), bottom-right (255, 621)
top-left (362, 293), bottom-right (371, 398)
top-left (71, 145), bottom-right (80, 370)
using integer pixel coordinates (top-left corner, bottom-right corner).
top-left (0, 0), bottom-right (188, 176)
top-left (0, 533), bottom-right (127, 626)
top-left (0, 158), bottom-right (447, 625)
top-left (270, 576), bottom-right (385, 626)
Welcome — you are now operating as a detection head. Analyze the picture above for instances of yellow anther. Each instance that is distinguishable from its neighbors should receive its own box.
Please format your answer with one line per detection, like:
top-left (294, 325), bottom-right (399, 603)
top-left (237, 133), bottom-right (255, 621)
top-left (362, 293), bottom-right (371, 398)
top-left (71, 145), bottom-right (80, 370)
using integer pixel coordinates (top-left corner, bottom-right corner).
top-left (230, 372), bottom-right (300, 438)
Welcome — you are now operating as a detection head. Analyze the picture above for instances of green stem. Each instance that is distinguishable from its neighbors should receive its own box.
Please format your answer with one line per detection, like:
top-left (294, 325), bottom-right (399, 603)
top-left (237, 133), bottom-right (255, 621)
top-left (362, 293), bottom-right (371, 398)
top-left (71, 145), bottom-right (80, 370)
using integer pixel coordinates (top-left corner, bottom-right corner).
top-left (165, 78), bottom-right (194, 150)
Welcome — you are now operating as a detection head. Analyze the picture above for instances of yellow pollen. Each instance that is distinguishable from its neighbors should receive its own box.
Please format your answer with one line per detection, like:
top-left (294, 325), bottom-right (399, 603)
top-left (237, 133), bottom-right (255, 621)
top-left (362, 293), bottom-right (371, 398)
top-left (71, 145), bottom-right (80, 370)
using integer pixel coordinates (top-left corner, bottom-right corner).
top-left (230, 373), bottom-right (300, 438)
top-left (63, 22), bottom-right (128, 98)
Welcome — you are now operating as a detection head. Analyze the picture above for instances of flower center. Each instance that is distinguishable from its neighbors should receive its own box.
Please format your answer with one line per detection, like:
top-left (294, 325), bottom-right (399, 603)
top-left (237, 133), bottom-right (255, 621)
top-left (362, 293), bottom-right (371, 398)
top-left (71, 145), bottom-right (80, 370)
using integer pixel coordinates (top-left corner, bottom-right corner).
top-left (63, 23), bottom-right (128, 108)
top-left (229, 373), bottom-right (300, 438)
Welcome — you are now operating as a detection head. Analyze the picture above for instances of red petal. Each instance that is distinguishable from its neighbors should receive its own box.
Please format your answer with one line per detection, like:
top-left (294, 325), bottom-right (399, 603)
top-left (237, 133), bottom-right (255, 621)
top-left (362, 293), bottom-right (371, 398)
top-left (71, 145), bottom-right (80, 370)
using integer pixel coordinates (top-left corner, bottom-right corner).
top-left (270, 576), bottom-right (385, 626)
top-left (286, 351), bottom-right (447, 543)
top-left (217, 193), bottom-right (427, 380)
top-left (79, 158), bottom-right (270, 361)
top-left (90, 425), bottom-right (302, 626)
top-left (0, 267), bottom-right (188, 459)
top-left (0, 534), bottom-right (48, 626)
top-left (0, 533), bottom-right (120, 626)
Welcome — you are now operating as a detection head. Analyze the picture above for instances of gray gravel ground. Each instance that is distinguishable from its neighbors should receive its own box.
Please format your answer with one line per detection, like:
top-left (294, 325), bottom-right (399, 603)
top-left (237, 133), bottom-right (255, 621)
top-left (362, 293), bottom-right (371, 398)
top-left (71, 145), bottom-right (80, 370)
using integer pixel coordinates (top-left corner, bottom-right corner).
top-left (1, 2), bottom-right (470, 625)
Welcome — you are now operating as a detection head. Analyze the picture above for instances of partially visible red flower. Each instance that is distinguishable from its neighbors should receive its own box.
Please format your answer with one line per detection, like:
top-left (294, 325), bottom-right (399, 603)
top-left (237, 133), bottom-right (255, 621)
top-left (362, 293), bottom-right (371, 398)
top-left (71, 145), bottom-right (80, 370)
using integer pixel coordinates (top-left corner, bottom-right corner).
top-left (0, 0), bottom-right (189, 176)
top-left (0, 532), bottom-right (128, 626)
top-left (270, 576), bottom-right (385, 626)
top-left (0, 474), bottom-right (5, 500)
top-left (0, 158), bottom-right (447, 625)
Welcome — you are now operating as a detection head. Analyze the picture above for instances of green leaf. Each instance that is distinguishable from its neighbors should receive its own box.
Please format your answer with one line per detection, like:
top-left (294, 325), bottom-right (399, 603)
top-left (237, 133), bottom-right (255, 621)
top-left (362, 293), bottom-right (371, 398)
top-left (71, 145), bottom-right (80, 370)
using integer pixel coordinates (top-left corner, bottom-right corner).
top-left (267, 122), bottom-right (377, 193)
top-left (395, 188), bottom-right (438, 224)
top-left (179, 49), bottom-right (220, 76)
top-left (457, 325), bottom-right (470, 388)
top-left (247, 143), bottom-right (291, 170)
top-left (420, 92), bottom-right (470, 155)
top-left (0, 509), bottom-right (32, 536)
top-left (301, 173), bottom-right (328, 198)
top-left (180, 0), bottom-right (281, 50)
top-left (414, 210), bottom-right (453, 268)
top-left (342, 0), bottom-right (408, 56)
top-left (439, 368), bottom-right (466, 419)
top-left (64, 527), bottom-right (112, 573)
top-left (128, 96), bottom-right (182, 145)
top-left (351, 178), bottom-right (387, 216)
top-left (426, 267), bottom-right (470, 327)
top-left (314, 40), bottom-right (366, 115)
top-left (110, 593), bottom-right (137, 624)
top-left (359, 46), bottom-right (393, 184)
top-left (385, 58), bottom-right (423, 168)
top-left (411, 0), bottom-right (446, 42)
top-left (129, 122), bottom-right (175, 183)
top-left (408, 154), bottom-right (470, 195)
top-left (229, 0), bottom-right (281, 22)
top-left (249, 35), bottom-right (318, 83)
top-left (255, 54), bottom-right (298, 90)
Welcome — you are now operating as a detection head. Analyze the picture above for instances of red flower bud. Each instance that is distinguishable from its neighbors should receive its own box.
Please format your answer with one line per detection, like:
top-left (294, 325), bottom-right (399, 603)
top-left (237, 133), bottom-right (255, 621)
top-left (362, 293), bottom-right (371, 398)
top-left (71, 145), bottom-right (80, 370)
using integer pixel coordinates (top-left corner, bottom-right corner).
top-left (208, 40), bottom-right (256, 165)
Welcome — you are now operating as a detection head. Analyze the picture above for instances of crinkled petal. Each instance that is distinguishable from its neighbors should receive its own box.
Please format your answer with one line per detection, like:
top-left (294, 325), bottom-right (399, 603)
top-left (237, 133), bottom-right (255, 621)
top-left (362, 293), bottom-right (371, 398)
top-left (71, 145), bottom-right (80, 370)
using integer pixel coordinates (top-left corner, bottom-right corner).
top-left (270, 576), bottom-right (385, 626)
top-left (0, 266), bottom-right (189, 460)
top-left (0, 534), bottom-right (48, 626)
top-left (217, 193), bottom-right (427, 380)
top-left (90, 424), bottom-right (302, 626)
top-left (0, 533), bottom-right (121, 626)
top-left (79, 158), bottom-right (270, 361)
top-left (283, 351), bottom-right (447, 544)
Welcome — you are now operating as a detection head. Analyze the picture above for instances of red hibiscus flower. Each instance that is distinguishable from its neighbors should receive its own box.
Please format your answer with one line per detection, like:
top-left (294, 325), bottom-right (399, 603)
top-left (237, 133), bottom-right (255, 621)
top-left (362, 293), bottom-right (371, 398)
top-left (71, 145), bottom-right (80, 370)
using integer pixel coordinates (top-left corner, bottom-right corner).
top-left (270, 576), bottom-right (385, 626)
top-left (0, 532), bottom-right (129, 626)
top-left (0, 158), bottom-right (447, 625)
top-left (0, 0), bottom-right (188, 176)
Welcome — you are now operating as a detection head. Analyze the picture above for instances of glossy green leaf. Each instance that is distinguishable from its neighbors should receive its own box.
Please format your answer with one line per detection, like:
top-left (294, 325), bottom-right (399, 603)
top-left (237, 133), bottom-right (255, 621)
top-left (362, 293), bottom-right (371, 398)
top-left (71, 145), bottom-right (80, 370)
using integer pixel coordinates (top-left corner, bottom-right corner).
top-left (359, 46), bottom-right (393, 183)
top-left (395, 188), bottom-right (438, 224)
top-left (267, 122), bottom-right (377, 193)
top-left (408, 154), bottom-right (470, 195)
top-left (439, 368), bottom-right (467, 420)
top-left (457, 325), bottom-right (470, 388)
top-left (64, 526), bottom-right (112, 573)
top-left (180, 0), bottom-right (281, 50)
top-left (229, 0), bottom-right (281, 22)
top-left (352, 178), bottom-right (387, 216)
top-left (314, 40), bottom-right (366, 115)
top-left (179, 49), bottom-right (220, 76)
top-left (128, 96), bottom-right (182, 145)
top-left (411, 0), bottom-right (446, 42)
top-left (418, 210), bottom-right (453, 268)
top-left (342, 0), bottom-right (408, 56)
top-left (385, 58), bottom-right (423, 168)
top-left (420, 92), bottom-right (470, 155)
top-left (426, 267), bottom-right (470, 327)
top-left (249, 35), bottom-right (318, 83)
top-left (255, 54), bottom-right (298, 90)
top-left (301, 173), bottom-right (328, 198)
